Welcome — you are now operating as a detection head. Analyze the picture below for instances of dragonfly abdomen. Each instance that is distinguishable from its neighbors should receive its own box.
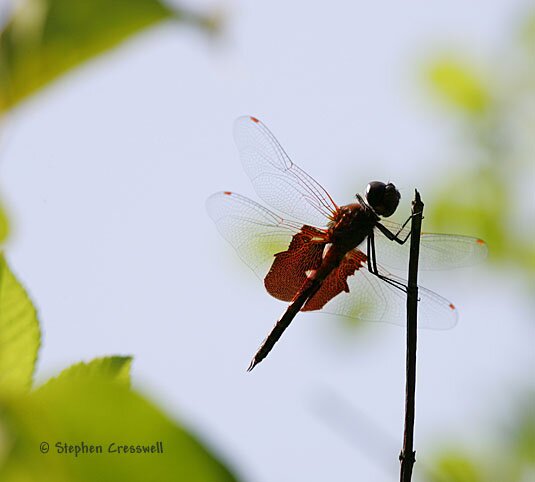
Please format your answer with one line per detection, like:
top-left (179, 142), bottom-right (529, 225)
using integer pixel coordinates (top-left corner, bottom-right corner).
top-left (301, 247), bottom-right (367, 311)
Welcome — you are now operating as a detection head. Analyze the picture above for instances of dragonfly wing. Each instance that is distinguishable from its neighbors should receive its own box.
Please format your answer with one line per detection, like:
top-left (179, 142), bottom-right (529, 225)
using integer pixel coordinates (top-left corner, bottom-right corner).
top-left (206, 191), bottom-right (303, 279)
top-left (207, 191), bottom-right (331, 300)
top-left (319, 251), bottom-right (458, 330)
top-left (208, 194), bottom-right (459, 329)
top-left (375, 220), bottom-right (488, 271)
top-left (233, 116), bottom-right (338, 227)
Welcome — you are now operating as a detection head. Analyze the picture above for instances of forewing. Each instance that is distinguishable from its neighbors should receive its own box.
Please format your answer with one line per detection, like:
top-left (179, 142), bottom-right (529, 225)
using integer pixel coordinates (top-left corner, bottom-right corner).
top-left (233, 116), bottom-right (338, 227)
top-left (320, 251), bottom-right (458, 330)
top-left (375, 220), bottom-right (488, 271)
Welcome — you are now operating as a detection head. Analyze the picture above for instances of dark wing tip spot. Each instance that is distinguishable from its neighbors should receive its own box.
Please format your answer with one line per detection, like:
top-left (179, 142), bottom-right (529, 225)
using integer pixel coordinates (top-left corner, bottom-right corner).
top-left (224, 191), bottom-right (232, 195)
top-left (250, 116), bottom-right (260, 123)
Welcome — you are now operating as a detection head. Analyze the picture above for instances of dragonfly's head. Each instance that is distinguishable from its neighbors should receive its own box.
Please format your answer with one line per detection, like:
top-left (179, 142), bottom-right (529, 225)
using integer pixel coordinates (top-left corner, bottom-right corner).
top-left (365, 181), bottom-right (400, 217)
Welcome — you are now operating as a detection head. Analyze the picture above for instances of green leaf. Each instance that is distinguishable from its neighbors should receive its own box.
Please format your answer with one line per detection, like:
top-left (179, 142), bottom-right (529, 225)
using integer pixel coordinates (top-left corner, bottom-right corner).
top-left (0, 378), bottom-right (240, 482)
top-left (426, 58), bottom-right (491, 114)
top-left (0, 0), bottom-right (214, 112)
top-left (0, 253), bottom-right (40, 392)
top-left (38, 356), bottom-right (133, 391)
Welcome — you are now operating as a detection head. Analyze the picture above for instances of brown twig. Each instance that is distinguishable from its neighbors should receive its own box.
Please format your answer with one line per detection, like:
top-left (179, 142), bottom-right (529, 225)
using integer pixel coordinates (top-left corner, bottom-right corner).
top-left (399, 189), bottom-right (424, 482)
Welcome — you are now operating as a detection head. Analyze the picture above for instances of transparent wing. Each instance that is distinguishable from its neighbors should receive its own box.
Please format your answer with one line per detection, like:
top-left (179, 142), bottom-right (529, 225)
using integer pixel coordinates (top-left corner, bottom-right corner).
top-left (322, 253), bottom-right (458, 330)
top-left (233, 116), bottom-right (338, 227)
top-left (374, 219), bottom-right (488, 271)
top-left (208, 192), bottom-right (460, 330)
top-left (207, 191), bottom-right (316, 279)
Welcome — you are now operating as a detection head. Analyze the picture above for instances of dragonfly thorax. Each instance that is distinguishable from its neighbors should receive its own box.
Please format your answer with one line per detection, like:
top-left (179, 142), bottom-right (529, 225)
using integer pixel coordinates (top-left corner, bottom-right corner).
top-left (328, 202), bottom-right (378, 252)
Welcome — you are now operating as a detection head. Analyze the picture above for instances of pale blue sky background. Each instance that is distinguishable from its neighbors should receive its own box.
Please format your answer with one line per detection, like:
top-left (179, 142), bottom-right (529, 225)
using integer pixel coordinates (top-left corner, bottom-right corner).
top-left (1, 1), bottom-right (534, 480)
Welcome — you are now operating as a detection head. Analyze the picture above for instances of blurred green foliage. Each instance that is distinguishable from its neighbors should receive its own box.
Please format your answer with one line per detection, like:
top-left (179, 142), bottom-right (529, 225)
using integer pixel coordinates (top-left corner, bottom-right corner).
top-left (427, 452), bottom-right (485, 482)
top-left (0, 201), bottom-right (9, 243)
top-left (0, 256), bottom-right (239, 481)
top-left (0, 0), bottom-right (216, 112)
top-left (421, 12), bottom-right (535, 482)
top-left (0, 2), bottom-right (237, 480)
top-left (0, 0), bottom-right (215, 243)
top-left (422, 394), bottom-right (535, 482)
top-left (508, 395), bottom-right (535, 467)
top-left (1, 379), bottom-right (239, 482)
top-left (424, 12), bottom-right (535, 286)
top-left (428, 59), bottom-right (491, 115)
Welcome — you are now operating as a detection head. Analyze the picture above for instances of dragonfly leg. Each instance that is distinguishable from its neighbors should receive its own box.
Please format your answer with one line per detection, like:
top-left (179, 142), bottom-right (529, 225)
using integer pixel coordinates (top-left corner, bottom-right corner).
top-left (375, 211), bottom-right (422, 245)
top-left (374, 273), bottom-right (408, 293)
top-left (393, 212), bottom-right (420, 238)
top-left (366, 234), bottom-right (375, 272)
top-left (367, 232), bottom-right (407, 294)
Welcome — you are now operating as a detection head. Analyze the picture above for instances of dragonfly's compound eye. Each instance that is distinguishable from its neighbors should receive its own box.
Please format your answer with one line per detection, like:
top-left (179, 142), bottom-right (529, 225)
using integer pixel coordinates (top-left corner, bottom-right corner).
top-left (365, 181), bottom-right (400, 217)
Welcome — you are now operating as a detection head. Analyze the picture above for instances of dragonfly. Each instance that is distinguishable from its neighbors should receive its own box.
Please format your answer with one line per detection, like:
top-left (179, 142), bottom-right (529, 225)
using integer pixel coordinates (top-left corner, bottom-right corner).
top-left (207, 116), bottom-right (487, 371)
